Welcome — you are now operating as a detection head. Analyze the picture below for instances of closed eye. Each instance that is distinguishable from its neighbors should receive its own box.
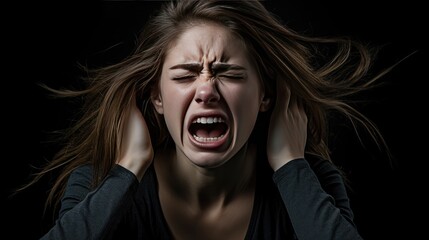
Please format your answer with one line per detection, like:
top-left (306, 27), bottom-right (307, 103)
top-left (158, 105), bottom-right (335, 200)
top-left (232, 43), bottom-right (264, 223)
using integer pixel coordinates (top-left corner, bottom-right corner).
top-left (172, 75), bottom-right (197, 81)
top-left (218, 75), bottom-right (244, 80)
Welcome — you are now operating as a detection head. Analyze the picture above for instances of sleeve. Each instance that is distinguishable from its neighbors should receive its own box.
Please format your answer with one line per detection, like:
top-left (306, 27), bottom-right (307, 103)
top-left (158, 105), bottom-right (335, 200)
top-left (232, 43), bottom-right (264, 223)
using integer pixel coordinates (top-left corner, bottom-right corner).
top-left (272, 158), bottom-right (364, 240)
top-left (40, 164), bottom-right (139, 240)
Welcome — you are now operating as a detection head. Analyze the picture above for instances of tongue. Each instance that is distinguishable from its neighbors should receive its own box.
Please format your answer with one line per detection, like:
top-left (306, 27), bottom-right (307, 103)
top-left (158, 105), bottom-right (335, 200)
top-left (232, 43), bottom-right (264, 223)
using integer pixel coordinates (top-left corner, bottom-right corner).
top-left (195, 128), bottom-right (224, 138)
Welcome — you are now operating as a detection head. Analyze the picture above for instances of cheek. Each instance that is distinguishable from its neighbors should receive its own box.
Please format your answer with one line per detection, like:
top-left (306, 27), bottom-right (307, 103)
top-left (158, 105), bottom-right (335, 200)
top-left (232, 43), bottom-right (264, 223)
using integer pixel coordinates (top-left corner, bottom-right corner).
top-left (220, 82), bottom-right (261, 127)
top-left (161, 85), bottom-right (194, 138)
top-left (161, 81), bottom-right (187, 111)
top-left (222, 80), bottom-right (261, 109)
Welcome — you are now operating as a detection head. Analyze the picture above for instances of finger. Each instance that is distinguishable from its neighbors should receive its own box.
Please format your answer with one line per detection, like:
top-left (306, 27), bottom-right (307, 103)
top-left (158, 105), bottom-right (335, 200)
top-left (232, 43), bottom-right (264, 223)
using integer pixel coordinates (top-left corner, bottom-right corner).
top-left (275, 77), bottom-right (291, 112)
top-left (293, 98), bottom-right (308, 123)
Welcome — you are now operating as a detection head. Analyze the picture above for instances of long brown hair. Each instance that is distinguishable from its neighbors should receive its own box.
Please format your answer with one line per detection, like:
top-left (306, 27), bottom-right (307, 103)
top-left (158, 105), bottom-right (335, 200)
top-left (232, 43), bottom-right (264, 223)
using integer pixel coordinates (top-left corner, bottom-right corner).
top-left (21, 0), bottom-right (392, 216)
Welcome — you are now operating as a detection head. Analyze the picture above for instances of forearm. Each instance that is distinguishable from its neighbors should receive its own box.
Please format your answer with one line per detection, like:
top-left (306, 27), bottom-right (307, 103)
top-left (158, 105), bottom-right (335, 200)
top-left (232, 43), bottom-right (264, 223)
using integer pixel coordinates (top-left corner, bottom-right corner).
top-left (273, 158), bottom-right (363, 240)
top-left (40, 165), bottom-right (138, 240)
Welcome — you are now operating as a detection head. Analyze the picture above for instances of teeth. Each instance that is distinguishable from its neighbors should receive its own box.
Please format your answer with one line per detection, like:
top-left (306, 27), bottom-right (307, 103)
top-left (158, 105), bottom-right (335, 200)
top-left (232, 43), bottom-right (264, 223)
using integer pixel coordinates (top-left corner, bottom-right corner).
top-left (192, 117), bottom-right (224, 124)
top-left (193, 135), bottom-right (224, 142)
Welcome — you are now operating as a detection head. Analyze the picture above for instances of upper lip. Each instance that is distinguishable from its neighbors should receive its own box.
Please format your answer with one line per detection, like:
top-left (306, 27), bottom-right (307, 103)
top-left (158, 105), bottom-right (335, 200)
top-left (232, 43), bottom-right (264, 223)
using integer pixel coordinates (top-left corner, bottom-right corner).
top-left (187, 110), bottom-right (229, 130)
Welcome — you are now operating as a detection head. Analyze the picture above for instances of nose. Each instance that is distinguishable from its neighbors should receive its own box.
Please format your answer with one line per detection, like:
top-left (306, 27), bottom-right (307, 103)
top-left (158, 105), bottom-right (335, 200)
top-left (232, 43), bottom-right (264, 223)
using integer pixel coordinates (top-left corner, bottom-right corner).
top-left (194, 80), bottom-right (220, 104)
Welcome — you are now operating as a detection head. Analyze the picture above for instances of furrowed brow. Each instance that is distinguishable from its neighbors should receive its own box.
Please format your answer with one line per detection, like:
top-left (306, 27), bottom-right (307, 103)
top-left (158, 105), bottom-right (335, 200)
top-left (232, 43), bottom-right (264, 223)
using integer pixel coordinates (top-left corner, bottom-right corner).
top-left (211, 63), bottom-right (246, 72)
top-left (169, 63), bottom-right (203, 72)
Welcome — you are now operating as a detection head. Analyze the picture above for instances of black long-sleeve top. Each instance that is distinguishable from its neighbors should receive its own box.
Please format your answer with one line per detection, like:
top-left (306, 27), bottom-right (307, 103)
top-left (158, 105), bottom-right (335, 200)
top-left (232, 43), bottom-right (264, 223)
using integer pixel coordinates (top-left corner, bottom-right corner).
top-left (40, 157), bottom-right (363, 240)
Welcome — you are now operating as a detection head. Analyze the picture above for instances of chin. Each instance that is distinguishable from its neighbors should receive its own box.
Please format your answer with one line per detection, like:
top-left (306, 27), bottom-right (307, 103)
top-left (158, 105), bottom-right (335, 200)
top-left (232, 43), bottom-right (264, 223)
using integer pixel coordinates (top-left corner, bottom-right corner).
top-left (186, 152), bottom-right (231, 169)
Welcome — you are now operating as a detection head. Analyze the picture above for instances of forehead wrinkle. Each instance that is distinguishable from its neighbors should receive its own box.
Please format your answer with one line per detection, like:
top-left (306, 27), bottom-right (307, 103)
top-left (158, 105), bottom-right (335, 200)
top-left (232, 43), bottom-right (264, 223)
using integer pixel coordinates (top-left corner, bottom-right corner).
top-left (166, 23), bottom-right (249, 72)
top-left (199, 27), bottom-right (233, 64)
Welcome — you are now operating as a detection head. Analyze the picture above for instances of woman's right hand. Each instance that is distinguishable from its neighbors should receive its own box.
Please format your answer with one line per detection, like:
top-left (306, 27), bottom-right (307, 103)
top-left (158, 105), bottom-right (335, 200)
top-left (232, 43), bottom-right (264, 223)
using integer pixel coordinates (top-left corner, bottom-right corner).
top-left (117, 104), bottom-right (154, 181)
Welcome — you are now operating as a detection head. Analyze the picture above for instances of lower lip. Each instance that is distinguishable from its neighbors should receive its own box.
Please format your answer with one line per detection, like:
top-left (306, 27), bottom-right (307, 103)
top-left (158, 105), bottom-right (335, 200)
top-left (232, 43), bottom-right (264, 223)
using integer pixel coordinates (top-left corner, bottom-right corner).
top-left (188, 129), bottom-right (230, 150)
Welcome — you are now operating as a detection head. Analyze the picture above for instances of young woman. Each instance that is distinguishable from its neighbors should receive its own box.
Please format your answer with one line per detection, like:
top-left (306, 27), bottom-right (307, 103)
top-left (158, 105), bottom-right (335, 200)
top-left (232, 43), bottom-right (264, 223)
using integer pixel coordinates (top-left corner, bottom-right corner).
top-left (28, 0), bottom-right (394, 239)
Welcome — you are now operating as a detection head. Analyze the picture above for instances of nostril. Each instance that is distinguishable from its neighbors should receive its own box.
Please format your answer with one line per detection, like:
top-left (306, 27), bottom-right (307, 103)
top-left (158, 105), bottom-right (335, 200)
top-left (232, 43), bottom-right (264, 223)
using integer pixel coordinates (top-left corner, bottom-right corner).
top-left (195, 95), bottom-right (220, 104)
top-left (207, 95), bottom-right (219, 103)
top-left (194, 83), bottom-right (220, 104)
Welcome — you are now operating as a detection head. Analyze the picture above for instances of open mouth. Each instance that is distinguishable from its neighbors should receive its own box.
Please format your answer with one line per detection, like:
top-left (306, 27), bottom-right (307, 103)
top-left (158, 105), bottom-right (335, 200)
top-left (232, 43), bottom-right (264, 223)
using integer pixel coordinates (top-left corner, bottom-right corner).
top-left (188, 116), bottom-right (229, 148)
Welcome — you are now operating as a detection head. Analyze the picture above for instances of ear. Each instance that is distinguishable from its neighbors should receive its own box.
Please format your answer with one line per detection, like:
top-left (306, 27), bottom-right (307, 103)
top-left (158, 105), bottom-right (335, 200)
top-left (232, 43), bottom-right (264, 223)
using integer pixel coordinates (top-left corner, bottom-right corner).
top-left (259, 95), bottom-right (271, 112)
top-left (151, 93), bottom-right (164, 114)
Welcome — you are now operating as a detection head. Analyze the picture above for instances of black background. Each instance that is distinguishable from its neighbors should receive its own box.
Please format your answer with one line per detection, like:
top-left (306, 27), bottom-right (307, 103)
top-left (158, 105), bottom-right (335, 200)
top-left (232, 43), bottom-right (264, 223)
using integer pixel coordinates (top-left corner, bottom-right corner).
top-left (4, 1), bottom-right (427, 239)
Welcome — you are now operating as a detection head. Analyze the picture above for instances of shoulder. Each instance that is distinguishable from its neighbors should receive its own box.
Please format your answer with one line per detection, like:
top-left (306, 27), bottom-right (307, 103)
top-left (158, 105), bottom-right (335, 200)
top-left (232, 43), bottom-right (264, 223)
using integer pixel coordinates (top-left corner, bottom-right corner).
top-left (66, 164), bottom-right (93, 186)
top-left (272, 156), bottom-right (346, 191)
top-left (69, 164), bottom-right (141, 183)
top-left (70, 164), bottom-right (93, 176)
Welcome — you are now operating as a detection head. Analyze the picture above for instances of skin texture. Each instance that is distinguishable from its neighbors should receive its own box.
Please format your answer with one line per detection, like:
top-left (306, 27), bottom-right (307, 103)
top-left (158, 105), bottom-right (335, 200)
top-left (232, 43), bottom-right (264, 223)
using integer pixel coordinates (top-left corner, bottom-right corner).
top-left (119, 22), bottom-right (307, 239)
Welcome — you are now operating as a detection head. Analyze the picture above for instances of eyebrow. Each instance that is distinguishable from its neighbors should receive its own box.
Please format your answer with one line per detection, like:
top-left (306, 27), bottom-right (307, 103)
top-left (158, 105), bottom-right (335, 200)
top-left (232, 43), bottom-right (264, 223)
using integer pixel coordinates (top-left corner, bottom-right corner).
top-left (169, 62), bottom-right (246, 72)
top-left (211, 63), bottom-right (246, 72)
top-left (169, 63), bottom-right (203, 72)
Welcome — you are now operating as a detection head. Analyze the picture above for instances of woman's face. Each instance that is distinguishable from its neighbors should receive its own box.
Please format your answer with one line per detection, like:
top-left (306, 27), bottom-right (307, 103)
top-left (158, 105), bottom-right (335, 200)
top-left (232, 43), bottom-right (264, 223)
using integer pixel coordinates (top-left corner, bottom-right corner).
top-left (153, 22), bottom-right (268, 168)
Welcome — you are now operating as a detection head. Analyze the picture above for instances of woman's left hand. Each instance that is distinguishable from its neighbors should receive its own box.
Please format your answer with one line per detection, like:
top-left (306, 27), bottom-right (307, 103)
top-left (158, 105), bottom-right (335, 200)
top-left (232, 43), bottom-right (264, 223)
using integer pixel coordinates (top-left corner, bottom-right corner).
top-left (266, 79), bottom-right (308, 171)
top-left (118, 103), bottom-right (154, 181)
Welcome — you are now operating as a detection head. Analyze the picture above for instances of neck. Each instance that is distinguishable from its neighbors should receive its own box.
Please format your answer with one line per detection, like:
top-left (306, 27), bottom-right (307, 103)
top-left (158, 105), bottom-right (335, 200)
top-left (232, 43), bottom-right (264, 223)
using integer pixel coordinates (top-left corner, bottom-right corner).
top-left (156, 143), bottom-right (256, 210)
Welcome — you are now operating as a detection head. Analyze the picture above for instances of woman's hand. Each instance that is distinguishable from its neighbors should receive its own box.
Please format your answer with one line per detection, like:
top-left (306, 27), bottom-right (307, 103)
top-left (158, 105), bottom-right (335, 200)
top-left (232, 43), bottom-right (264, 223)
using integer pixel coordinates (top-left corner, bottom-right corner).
top-left (118, 104), bottom-right (154, 181)
top-left (267, 79), bottom-right (308, 171)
